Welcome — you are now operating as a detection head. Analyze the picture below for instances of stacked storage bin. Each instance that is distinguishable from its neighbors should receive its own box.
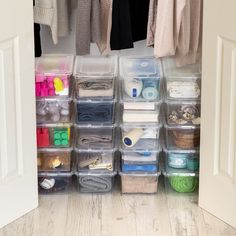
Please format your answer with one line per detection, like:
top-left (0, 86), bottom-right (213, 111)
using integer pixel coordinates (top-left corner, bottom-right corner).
top-left (119, 57), bottom-right (162, 194)
top-left (74, 56), bottom-right (118, 193)
top-left (162, 59), bottom-right (201, 193)
top-left (35, 54), bottom-right (74, 194)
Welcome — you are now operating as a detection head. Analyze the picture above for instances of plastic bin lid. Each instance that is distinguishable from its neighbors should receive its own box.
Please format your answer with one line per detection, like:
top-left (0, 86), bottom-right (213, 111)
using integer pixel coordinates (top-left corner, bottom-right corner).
top-left (119, 170), bottom-right (161, 177)
top-left (162, 57), bottom-right (201, 79)
top-left (120, 56), bottom-right (161, 78)
top-left (164, 99), bottom-right (201, 105)
top-left (37, 147), bottom-right (73, 152)
top-left (163, 117), bottom-right (200, 129)
top-left (38, 171), bottom-right (73, 177)
top-left (74, 55), bottom-right (118, 76)
top-left (35, 54), bottom-right (74, 75)
top-left (163, 164), bottom-right (199, 177)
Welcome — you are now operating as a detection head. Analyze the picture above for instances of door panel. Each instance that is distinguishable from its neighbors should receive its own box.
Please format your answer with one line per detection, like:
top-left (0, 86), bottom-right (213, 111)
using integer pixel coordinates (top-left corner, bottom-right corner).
top-left (0, 0), bottom-right (38, 228)
top-left (199, 0), bottom-right (236, 228)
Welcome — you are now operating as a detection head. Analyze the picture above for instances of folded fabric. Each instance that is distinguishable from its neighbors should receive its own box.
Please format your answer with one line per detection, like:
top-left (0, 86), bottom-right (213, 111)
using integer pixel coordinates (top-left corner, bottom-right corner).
top-left (77, 103), bottom-right (113, 123)
top-left (76, 78), bottom-right (114, 98)
top-left (122, 164), bottom-right (157, 172)
top-left (79, 134), bottom-right (112, 148)
top-left (123, 110), bottom-right (159, 123)
top-left (79, 176), bottom-right (112, 193)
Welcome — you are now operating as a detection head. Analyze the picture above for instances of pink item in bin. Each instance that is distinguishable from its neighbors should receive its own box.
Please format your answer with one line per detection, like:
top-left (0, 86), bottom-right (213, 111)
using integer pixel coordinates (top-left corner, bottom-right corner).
top-left (36, 75), bottom-right (45, 82)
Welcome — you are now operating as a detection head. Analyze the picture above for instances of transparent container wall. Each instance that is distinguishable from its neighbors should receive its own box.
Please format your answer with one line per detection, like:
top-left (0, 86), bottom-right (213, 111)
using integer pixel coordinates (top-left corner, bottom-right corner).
top-left (165, 175), bottom-right (199, 193)
top-left (165, 150), bottom-right (199, 172)
top-left (166, 102), bottom-right (201, 126)
top-left (74, 55), bottom-right (118, 77)
top-left (76, 101), bottom-right (115, 124)
top-left (121, 103), bottom-right (161, 124)
top-left (121, 126), bottom-right (160, 150)
top-left (36, 99), bottom-right (73, 124)
top-left (76, 172), bottom-right (116, 193)
top-left (38, 174), bottom-right (72, 194)
top-left (37, 126), bottom-right (72, 148)
top-left (75, 76), bottom-right (115, 99)
top-left (75, 126), bottom-right (115, 150)
top-left (37, 150), bottom-right (72, 172)
top-left (120, 173), bottom-right (159, 194)
top-left (35, 55), bottom-right (74, 98)
top-left (76, 151), bottom-right (114, 172)
top-left (165, 127), bottom-right (200, 150)
top-left (121, 77), bottom-right (161, 102)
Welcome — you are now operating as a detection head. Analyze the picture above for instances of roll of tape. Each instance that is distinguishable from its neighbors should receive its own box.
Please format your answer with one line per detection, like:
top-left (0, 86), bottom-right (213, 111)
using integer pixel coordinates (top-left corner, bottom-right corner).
top-left (142, 79), bottom-right (159, 100)
top-left (123, 128), bottom-right (144, 147)
top-left (124, 78), bottom-right (143, 98)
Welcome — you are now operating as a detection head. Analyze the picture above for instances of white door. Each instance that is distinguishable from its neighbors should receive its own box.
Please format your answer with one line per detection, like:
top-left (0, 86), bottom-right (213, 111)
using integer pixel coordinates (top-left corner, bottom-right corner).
top-left (0, 0), bottom-right (38, 228)
top-left (199, 0), bottom-right (236, 228)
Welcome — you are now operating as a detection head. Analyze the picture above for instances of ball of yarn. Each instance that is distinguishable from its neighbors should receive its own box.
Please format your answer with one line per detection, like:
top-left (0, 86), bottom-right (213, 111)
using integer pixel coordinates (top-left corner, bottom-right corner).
top-left (169, 176), bottom-right (198, 193)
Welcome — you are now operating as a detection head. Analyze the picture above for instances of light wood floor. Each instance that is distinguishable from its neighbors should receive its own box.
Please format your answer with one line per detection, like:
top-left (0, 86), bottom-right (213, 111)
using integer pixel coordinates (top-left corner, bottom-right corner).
top-left (1, 177), bottom-right (236, 236)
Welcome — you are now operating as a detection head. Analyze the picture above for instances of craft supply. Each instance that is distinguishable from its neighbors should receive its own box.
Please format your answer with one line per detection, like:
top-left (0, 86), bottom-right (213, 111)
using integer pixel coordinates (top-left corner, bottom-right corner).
top-left (169, 176), bottom-right (198, 193)
top-left (124, 78), bottom-right (143, 98)
top-left (53, 128), bottom-right (70, 147)
top-left (79, 135), bottom-right (112, 147)
top-left (187, 157), bottom-right (199, 171)
top-left (37, 128), bottom-right (50, 148)
top-left (142, 79), bottom-right (159, 100)
top-left (121, 174), bottom-right (158, 193)
top-left (123, 110), bottom-right (159, 123)
top-left (39, 178), bottom-right (55, 190)
top-left (76, 78), bottom-right (114, 98)
top-left (78, 175), bottom-right (113, 193)
top-left (167, 153), bottom-right (188, 169)
top-left (123, 128), bottom-right (144, 147)
top-left (77, 153), bottom-right (102, 168)
top-left (122, 164), bottom-right (157, 172)
top-left (77, 103), bottom-right (113, 123)
top-left (167, 81), bottom-right (200, 99)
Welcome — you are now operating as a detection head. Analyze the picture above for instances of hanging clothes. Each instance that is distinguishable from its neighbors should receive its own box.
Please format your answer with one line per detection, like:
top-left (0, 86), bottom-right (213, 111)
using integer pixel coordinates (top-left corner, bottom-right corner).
top-left (110, 0), bottom-right (150, 50)
top-left (76, 0), bottom-right (101, 55)
top-left (97, 0), bottom-right (113, 55)
top-left (34, 23), bottom-right (42, 57)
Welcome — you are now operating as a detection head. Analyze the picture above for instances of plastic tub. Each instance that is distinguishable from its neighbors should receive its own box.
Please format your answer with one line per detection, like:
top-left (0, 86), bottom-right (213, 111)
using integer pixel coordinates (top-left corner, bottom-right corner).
top-left (75, 170), bottom-right (116, 193)
top-left (38, 172), bottom-right (73, 194)
top-left (119, 57), bottom-right (162, 102)
top-left (75, 149), bottom-right (115, 172)
top-left (119, 171), bottom-right (161, 194)
top-left (120, 123), bottom-right (161, 150)
top-left (36, 123), bottom-right (73, 148)
top-left (164, 122), bottom-right (200, 150)
top-left (163, 165), bottom-right (199, 193)
top-left (35, 54), bottom-right (74, 98)
top-left (165, 100), bottom-right (201, 126)
top-left (75, 124), bottom-right (116, 150)
top-left (37, 148), bottom-right (73, 172)
top-left (120, 101), bottom-right (161, 124)
top-left (75, 99), bottom-right (116, 124)
top-left (162, 58), bottom-right (201, 100)
top-left (163, 147), bottom-right (199, 171)
top-left (36, 97), bottom-right (73, 124)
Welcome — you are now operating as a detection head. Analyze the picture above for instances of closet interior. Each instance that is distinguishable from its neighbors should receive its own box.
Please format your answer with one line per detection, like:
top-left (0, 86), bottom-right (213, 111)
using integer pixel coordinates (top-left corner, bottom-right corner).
top-left (34, 0), bottom-right (202, 195)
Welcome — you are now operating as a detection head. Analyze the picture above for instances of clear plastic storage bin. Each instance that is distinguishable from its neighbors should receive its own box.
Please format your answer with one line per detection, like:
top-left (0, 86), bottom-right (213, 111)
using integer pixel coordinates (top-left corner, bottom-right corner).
top-left (163, 164), bottom-right (199, 193)
top-left (120, 57), bottom-right (162, 102)
top-left (37, 124), bottom-right (72, 148)
top-left (75, 124), bottom-right (116, 150)
top-left (75, 170), bottom-right (116, 193)
top-left (37, 148), bottom-right (73, 172)
top-left (121, 123), bottom-right (161, 150)
top-left (162, 58), bottom-right (201, 100)
top-left (120, 100), bottom-right (161, 124)
top-left (165, 100), bottom-right (201, 126)
top-left (119, 171), bottom-right (161, 194)
top-left (165, 122), bottom-right (200, 150)
top-left (35, 54), bottom-right (74, 98)
top-left (74, 55), bottom-right (117, 99)
top-left (75, 99), bottom-right (116, 124)
top-left (75, 149), bottom-right (115, 172)
top-left (38, 172), bottom-right (73, 194)
top-left (36, 98), bottom-right (73, 124)
top-left (163, 147), bottom-right (199, 171)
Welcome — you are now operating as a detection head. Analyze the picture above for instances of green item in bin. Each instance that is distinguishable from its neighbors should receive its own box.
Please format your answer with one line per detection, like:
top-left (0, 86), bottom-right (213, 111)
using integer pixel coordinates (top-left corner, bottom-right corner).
top-left (187, 157), bottom-right (199, 171)
top-left (169, 176), bottom-right (198, 193)
top-left (53, 128), bottom-right (69, 146)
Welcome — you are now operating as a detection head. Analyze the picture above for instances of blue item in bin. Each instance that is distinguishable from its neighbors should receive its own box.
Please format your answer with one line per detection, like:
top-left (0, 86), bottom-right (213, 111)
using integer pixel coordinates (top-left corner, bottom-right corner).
top-left (136, 151), bottom-right (152, 156)
top-left (142, 79), bottom-right (159, 100)
top-left (77, 103), bottom-right (113, 123)
top-left (122, 164), bottom-right (157, 172)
